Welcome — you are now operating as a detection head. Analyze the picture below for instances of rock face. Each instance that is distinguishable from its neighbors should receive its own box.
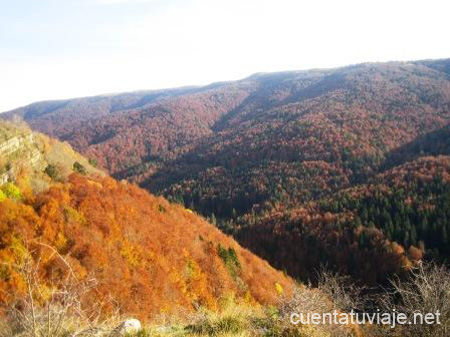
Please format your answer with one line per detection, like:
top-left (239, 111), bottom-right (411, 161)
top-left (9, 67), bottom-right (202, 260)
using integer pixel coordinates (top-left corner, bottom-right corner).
top-left (0, 132), bottom-right (43, 185)
top-left (0, 173), bottom-right (8, 185)
top-left (0, 134), bottom-right (34, 156)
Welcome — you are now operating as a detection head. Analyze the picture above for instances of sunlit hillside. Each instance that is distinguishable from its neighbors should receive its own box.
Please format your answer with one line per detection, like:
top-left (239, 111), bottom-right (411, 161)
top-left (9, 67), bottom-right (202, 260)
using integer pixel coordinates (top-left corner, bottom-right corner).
top-left (0, 120), bottom-right (293, 322)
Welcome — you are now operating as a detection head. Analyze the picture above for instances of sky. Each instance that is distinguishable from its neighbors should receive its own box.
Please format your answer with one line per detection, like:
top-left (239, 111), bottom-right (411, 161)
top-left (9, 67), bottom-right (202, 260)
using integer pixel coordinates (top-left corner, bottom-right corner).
top-left (0, 0), bottom-right (449, 112)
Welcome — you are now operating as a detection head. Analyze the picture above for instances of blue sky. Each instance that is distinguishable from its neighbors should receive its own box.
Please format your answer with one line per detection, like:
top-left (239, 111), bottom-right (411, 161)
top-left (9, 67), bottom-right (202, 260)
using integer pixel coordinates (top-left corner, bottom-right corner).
top-left (1, 0), bottom-right (449, 111)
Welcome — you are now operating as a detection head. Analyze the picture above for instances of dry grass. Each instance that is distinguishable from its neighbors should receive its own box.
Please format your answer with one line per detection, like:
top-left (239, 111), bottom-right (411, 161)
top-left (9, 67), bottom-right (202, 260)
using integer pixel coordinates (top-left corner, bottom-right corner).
top-left (3, 263), bottom-right (450, 336)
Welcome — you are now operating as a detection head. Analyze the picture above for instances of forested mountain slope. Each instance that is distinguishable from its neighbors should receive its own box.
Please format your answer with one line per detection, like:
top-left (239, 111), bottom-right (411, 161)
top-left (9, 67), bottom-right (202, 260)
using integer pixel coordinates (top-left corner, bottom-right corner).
top-left (5, 60), bottom-right (450, 189)
top-left (0, 121), bottom-right (293, 320)
top-left (237, 155), bottom-right (450, 284)
top-left (153, 60), bottom-right (450, 218)
top-left (3, 58), bottom-right (450, 285)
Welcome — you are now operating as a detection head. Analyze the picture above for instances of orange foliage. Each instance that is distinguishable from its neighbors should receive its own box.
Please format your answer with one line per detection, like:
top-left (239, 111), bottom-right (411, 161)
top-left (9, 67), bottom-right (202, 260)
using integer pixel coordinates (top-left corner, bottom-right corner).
top-left (0, 174), bottom-right (292, 320)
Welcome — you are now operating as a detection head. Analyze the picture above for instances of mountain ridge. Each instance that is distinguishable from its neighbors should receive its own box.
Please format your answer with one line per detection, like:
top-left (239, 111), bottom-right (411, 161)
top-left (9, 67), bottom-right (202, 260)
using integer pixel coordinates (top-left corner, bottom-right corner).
top-left (3, 57), bottom-right (450, 285)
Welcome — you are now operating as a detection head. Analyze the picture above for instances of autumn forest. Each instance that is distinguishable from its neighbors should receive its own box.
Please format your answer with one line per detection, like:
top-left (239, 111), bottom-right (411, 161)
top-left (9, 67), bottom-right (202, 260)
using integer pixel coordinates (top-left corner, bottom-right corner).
top-left (1, 58), bottom-right (450, 336)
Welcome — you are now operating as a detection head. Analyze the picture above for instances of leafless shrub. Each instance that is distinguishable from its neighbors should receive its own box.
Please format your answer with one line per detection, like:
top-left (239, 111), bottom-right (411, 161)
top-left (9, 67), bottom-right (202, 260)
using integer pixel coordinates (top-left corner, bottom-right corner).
top-left (378, 262), bottom-right (450, 337)
top-left (317, 268), bottom-right (369, 313)
top-left (0, 241), bottom-right (118, 337)
top-left (277, 284), bottom-right (356, 336)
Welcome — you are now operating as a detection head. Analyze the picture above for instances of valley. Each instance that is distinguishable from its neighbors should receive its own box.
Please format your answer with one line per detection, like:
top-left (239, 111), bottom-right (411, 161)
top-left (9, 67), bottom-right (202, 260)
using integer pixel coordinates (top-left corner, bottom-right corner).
top-left (2, 58), bottom-right (450, 336)
top-left (5, 59), bottom-right (450, 285)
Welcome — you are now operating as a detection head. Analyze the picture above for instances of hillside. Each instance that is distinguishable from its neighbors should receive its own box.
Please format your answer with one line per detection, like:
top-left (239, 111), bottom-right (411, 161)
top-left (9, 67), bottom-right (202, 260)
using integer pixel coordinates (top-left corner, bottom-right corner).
top-left (152, 60), bottom-right (450, 216)
top-left (3, 83), bottom-right (255, 179)
top-left (3, 58), bottom-right (450, 285)
top-left (0, 121), bottom-right (293, 321)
